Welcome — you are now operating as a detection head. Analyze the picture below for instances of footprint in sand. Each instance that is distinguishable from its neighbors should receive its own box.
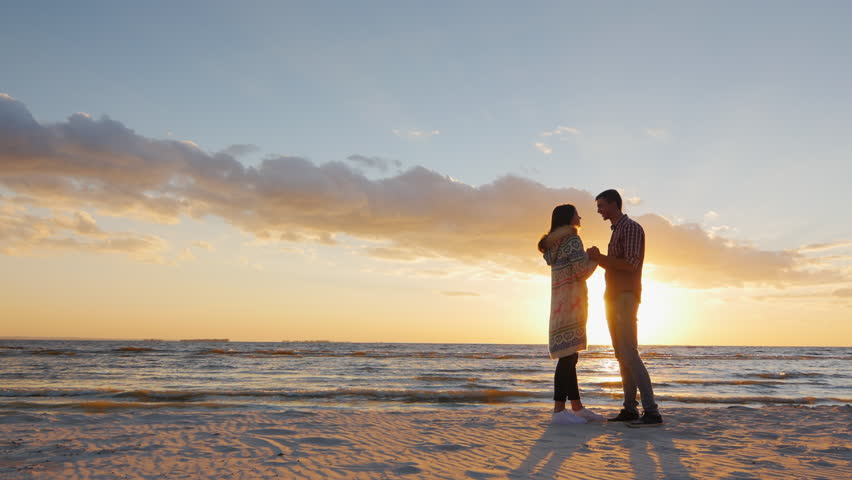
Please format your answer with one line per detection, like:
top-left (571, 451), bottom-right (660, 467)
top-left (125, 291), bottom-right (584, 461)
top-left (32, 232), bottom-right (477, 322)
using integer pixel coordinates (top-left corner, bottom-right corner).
top-left (341, 461), bottom-right (422, 475)
top-left (246, 428), bottom-right (297, 436)
top-left (421, 442), bottom-right (479, 452)
top-left (297, 436), bottom-right (350, 446)
top-left (464, 470), bottom-right (502, 479)
top-left (393, 465), bottom-right (422, 475)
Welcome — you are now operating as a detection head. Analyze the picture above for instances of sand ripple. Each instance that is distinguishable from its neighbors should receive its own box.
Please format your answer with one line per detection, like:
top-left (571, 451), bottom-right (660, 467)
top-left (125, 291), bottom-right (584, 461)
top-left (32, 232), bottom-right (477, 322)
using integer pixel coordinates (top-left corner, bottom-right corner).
top-left (0, 405), bottom-right (849, 479)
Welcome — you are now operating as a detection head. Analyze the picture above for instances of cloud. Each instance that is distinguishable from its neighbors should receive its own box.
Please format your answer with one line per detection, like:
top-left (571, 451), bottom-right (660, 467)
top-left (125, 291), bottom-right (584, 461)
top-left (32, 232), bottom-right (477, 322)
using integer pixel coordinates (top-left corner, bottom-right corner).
top-left (0, 202), bottom-right (167, 261)
top-left (192, 240), bottom-right (215, 251)
top-left (834, 288), bottom-right (852, 298)
top-left (645, 128), bottom-right (670, 138)
top-left (0, 95), bottom-right (846, 288)
top-left (639, 215), bottom-right (842, 287)
top-left (346, 154), bottom-right (402, 173)
top-left (534, 142), bottom-right (553, 155)
top-left (540, 126), bottom-right (580, 137)
top-left (220, 144), bottom-right (259, 158)
top-left (238, 256), bottom-right (264, 271)
top-left (362, 246), bottom-right (425, 262)
top-left (520, 165), bottom-right (541, 176)
top-left (797, 253), bottom-right (852, 269)
top-left (440, 291), bottom-right (480, 297)
top-left (751, 286), bottom-right (852, 302)
top-left (798, 240), bottom-right (852, 253)
top-left (392, 129), bottom-right (440, 139)
top-left (178, 248), bottom-right (196, 262)
top-left (625, 196), bottom-right (642, 206)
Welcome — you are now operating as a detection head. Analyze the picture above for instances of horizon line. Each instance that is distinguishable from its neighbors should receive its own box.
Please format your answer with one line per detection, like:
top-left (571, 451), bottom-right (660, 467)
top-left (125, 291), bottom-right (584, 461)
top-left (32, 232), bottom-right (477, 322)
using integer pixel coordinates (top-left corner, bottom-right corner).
top-left (0, 336), bottom-right (848, 348)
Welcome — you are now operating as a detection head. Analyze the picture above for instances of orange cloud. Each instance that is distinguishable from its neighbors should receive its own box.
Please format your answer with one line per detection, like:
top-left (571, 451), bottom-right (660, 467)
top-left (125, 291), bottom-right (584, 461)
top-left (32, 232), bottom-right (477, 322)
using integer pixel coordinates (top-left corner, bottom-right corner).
top-left (0, 95), bottom-right (846, 288)
top-left (0, 203), bottom-right (167, 261)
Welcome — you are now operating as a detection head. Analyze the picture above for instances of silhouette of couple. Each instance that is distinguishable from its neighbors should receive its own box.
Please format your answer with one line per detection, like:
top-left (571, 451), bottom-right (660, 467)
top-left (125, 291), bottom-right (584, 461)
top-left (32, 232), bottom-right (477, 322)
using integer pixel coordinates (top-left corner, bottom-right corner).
top-left (538, 189), bottom-right (662, 427)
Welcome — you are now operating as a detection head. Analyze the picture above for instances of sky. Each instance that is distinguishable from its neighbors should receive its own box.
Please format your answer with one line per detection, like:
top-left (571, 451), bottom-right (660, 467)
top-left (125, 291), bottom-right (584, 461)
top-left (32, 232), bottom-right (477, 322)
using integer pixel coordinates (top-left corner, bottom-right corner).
top-left (1, 1), bottom-right (851, 346)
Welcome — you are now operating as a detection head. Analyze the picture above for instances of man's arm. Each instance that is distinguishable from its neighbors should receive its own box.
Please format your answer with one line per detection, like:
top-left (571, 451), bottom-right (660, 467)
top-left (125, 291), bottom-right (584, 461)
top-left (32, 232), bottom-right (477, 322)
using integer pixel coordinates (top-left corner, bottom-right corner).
top-left (587, 223), bottom-right (644, 272)
top-left (588, 248), bottom-right (638, 272)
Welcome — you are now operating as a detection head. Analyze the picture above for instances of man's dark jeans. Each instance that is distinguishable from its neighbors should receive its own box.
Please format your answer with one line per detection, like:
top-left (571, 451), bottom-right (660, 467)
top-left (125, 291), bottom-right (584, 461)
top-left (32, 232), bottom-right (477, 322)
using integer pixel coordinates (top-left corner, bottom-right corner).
top-left (606, 292), bottom-right (658, 415)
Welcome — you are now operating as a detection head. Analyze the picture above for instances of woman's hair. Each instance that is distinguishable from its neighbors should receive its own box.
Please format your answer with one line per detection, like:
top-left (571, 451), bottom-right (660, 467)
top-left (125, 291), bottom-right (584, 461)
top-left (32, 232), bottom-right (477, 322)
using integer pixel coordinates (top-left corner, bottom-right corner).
top-left (538, 204), bottom-right (577, 252)
top-left (549, 204), bottom-right (577, 233)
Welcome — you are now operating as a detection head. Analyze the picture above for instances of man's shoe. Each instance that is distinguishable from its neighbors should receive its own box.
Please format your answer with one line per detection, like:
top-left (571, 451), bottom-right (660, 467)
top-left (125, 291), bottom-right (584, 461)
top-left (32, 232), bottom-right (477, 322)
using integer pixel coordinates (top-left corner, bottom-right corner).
top-left (626, 412), bottom-right (663, 428)
top-left (607, 409), bottom-right (640, 422)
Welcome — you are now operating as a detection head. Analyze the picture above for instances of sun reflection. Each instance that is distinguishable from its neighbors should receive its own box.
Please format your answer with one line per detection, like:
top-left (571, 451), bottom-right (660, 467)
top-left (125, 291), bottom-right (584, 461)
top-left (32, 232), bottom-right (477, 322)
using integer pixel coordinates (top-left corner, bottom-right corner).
top-left (596, 358), bottom-right (622, 375)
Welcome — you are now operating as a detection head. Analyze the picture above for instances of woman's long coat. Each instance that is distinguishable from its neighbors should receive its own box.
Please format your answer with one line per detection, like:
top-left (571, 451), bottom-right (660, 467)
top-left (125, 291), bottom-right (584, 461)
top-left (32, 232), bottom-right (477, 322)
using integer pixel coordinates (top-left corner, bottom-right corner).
top-left (542, 227), bottom-right (597, 359)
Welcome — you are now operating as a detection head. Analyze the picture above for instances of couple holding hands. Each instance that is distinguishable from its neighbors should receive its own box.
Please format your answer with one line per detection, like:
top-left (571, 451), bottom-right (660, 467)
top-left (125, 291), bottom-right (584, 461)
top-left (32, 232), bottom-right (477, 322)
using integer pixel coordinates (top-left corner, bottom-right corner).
top-left (538, 189), bottom-right (662, 428)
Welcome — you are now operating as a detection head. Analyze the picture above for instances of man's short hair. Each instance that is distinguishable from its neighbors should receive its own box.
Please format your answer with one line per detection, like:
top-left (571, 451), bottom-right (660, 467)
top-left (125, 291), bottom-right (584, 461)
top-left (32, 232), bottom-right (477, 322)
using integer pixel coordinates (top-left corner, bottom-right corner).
top-left (595, 189), bottom-right (622, 210)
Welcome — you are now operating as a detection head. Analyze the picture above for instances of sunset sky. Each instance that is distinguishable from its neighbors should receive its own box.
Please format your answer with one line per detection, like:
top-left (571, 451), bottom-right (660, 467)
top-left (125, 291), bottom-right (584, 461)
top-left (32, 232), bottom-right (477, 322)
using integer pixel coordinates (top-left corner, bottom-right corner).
top-left (1, 2), bottom-right (850, 346)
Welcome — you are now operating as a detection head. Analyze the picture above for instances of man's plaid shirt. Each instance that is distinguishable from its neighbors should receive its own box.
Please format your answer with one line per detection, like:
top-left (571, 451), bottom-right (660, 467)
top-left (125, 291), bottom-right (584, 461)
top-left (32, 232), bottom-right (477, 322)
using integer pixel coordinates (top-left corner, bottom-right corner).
top-left (606, 215), bottom-right (645, 300)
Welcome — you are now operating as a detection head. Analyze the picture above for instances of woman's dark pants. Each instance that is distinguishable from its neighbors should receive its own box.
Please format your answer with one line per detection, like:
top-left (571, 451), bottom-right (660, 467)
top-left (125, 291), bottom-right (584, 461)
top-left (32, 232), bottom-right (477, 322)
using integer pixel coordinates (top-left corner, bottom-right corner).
top-left (553, 353), bottom-right (580, 402)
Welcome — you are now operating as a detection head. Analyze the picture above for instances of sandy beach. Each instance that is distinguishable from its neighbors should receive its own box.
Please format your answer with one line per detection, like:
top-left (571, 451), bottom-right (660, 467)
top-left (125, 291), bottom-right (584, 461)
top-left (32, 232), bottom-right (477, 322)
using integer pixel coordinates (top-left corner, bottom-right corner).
top-left (1, 405), bottom-right (849, 479)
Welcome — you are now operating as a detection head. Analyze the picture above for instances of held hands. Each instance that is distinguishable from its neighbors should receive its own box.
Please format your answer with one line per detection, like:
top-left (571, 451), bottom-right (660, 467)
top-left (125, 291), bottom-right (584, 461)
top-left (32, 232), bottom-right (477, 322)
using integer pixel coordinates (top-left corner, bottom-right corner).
top-left (586, 246), bottom-right (601, 260)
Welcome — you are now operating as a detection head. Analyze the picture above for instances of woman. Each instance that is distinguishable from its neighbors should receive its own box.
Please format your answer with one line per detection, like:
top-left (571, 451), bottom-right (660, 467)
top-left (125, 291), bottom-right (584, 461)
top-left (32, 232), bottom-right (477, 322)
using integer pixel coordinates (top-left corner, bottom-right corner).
top-left (538, 204), bottom-right (604, 424)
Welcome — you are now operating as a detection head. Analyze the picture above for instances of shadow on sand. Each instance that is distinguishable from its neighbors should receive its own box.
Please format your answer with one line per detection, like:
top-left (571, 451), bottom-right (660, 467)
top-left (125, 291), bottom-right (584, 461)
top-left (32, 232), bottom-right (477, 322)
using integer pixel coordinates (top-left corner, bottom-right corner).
top-left (508, 422), bottom-right (606, 479)
top-left (617, 424), bottom-right (695, 480)
top-left (509, 420), bottom-right (695, 479)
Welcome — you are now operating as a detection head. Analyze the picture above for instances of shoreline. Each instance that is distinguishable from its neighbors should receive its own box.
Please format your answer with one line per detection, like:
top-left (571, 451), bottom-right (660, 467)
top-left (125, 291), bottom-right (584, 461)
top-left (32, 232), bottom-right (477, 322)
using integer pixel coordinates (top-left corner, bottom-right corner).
top-left (2, 404), bottom-right (849, 479)
top-left (3, 400), bottom-right (851, 415)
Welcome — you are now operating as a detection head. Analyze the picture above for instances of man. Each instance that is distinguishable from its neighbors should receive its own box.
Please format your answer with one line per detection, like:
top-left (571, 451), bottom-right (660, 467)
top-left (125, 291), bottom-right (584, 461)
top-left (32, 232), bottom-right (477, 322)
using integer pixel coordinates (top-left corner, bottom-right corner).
top-left (587, 189), bottom-right (662, 427)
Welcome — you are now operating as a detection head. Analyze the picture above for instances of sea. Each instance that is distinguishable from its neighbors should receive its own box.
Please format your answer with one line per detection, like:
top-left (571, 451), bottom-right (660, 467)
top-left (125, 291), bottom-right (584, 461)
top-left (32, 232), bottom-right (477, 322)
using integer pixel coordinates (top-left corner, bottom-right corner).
top-left (1, 340), bottom-right (849, 413)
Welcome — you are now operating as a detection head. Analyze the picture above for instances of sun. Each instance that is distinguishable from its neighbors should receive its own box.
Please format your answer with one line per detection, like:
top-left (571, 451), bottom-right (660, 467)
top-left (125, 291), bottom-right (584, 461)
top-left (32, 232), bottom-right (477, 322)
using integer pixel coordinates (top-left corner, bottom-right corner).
top-left (637, 273), bottom-right (697, 345)
top-left (521, 265), bottom-right (695, 346)
top-left (584, 268), bottom-right (691, 346)
top-left (635, 279), bottom-right (673, 344)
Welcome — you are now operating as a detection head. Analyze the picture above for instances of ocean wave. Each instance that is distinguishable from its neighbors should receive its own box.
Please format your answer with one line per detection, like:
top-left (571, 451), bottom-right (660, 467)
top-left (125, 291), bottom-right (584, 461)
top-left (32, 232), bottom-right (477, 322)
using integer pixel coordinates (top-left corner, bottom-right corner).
top-left (197, 348), bottom-right (241, 355)
top-left (745, 372), bottom-right (828, 380)
top-left (2, 386), bottom-right (849, 408)
top-left (0, 387), bottom-right (538, 404)
top-left (594, 381), bottom-right (628, 389)
top-left (114, 346), bottom-right (156, 353)
top-left (586, 380), bottom-right (784, 389)
top-left (663, 379), bottom-right (788, 386)
top-left (640, 352), bottom-right (852, 361)
top-left (190, 349), bottom-right (550, 360)
top-left (583, 380), bottom-right (781, 389)
top-left (2, 400), bottom-right (233, 412)
top-left (413, 375), bottom-right (480, 383)
top-left (30, 349), bottom-right (77, 356)
top-left (1, 388), bottom-right (123, 398)
top-left (184, 349), bottom-right (852, 361)
top-left (114, 390), bottom-right (210, 402)
top-left (652, 394), bottom-right (852, 405)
